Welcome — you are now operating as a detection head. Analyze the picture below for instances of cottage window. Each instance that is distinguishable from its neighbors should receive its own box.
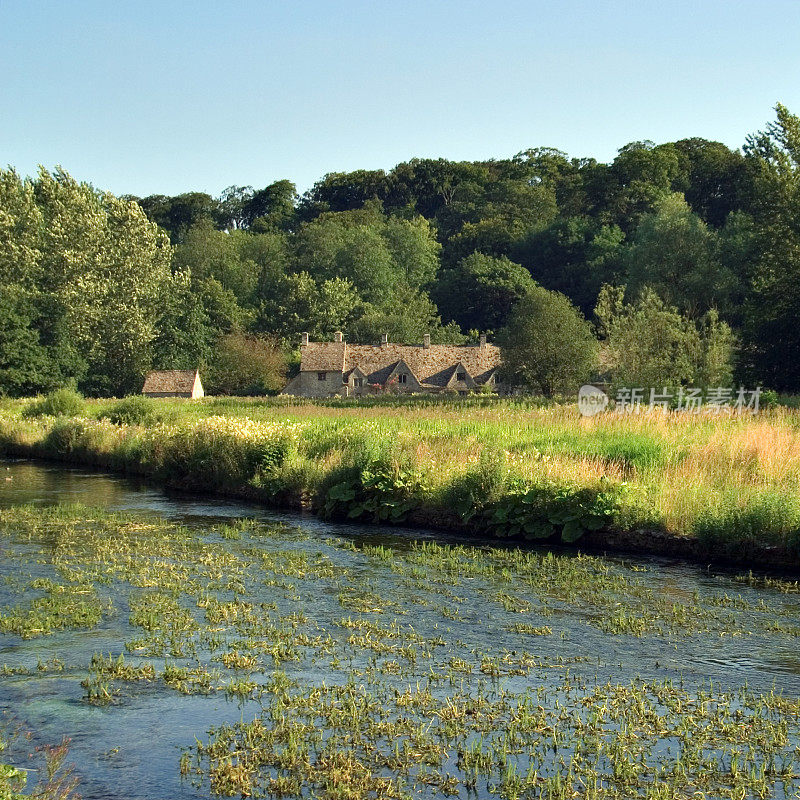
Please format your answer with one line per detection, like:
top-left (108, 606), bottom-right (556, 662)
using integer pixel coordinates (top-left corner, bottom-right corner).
top-left (398, 373), bottom-right (407, 384)
top-left (457, 372), bottom-right (466, 381)
top-left (317, 372), bottom-right (327, 381)
top-left (354, 377), bottom-right (363, 388)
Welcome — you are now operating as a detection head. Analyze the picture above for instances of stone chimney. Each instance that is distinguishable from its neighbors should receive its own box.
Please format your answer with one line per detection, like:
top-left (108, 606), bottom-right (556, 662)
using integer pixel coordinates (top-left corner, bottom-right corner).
top-left (301, 332), bottom-right (309, 346)
top-left (380, 333), bottom-right (388, 348)
top-left (334, 331), bottom-right (343, 342)
top-left (479, 333), bottom-right (487, 350)
top-left (423, 333), bottom-right (431, 349)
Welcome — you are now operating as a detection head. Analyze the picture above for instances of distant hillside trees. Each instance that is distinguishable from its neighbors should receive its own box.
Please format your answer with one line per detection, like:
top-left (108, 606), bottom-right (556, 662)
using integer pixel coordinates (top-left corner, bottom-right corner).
top-left (621, 193), bottom-right (737, 318)
top-left (4, 104), bottom-right (800, 395)
top-left (434, 253), bottom-right (535, 334)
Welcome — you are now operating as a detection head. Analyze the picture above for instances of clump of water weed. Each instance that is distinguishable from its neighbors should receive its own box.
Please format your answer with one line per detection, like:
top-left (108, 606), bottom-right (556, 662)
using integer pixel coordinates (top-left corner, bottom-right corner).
top-left (0, 582), bottom-right (108, 638)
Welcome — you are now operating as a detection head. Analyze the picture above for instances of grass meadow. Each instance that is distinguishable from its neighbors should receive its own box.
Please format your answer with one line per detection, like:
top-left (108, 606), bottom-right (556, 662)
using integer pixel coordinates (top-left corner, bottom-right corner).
top-left (1, 393), bottom-right (800, 561)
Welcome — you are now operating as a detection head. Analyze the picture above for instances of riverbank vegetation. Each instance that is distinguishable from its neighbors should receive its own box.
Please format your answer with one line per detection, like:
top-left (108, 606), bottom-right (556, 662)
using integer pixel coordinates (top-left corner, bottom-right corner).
top-left (1, 501), bottom-right (800, 798)
top-left (2, 395), bottom-right (800, 564)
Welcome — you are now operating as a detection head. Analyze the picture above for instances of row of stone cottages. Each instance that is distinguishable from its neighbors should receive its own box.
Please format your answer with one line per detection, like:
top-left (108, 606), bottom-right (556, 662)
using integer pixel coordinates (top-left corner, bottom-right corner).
top-left (142, 333), bottom-right (501, 399)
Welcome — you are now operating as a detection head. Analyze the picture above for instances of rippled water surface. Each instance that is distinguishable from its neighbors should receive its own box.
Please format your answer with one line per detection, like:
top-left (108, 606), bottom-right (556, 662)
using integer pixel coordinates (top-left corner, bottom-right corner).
top-left (1, 458), bottom-right (799, 799)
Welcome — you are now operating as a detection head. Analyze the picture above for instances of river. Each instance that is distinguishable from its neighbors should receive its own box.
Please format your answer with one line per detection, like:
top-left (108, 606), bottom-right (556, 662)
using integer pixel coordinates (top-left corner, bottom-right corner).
top-left (0, 458), bottom-right (799, 799)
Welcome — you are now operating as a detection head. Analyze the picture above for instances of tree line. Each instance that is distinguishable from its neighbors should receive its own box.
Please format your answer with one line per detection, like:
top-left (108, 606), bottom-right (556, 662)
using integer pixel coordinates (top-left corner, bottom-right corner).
top-left (1, 104), bottom-right (799, 397)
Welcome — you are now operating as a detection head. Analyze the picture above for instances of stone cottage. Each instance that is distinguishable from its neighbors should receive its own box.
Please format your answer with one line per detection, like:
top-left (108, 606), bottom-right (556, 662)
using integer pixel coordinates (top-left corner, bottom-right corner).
top-left (282, 333), bottom-right (501, 397)
top-left (142, 369), bottom-right (205, 399)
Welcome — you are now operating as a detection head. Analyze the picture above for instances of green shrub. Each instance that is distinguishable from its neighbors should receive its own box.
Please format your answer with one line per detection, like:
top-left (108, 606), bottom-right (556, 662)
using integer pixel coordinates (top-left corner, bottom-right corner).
top-left (42, 419), bottom-right (90, 456)
top-left (445, 449), bottom-right (508, 519)
top-left (319, 463), bottom-right (423, 523)
top-left (154, 419), bottom-right (299, 489)
top-left (317, 438), bottom-right (425, 523)
top-left (251, 451), bottom-right (323, 504)
top-left (100, 395), bottom-right (162, 426)
top-left (43, 419), bottom-right (78, 454)
top-left (22, 388), bottom-right (84, 419)
top-left (761, 389), bottom-right (780, 408)
top-left (479, 480), bottom-right (624, 543)
top-left (40, 418), bottom-right (118, 462)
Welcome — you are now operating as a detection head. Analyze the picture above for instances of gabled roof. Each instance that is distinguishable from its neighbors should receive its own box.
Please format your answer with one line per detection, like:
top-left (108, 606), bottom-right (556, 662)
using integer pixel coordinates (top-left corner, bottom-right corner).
top-left (446, 361), bottom-right (476, 388)
top-left (142, 370), bottom-right (199, 393)
top-left (299, 340), bottom-right (500, 386)
top-left (363, 359), bottom-right (401, 386)
top-left (386, 359), bottom-right (422, 388)
top-left (422, 362), bottom-right (475, 389)
top-left (472, 366), bottom-right (498, 385)
top-left (424, 363), bottom-right (461, 388)
top-left (343, 365), bottom-right (368, 381)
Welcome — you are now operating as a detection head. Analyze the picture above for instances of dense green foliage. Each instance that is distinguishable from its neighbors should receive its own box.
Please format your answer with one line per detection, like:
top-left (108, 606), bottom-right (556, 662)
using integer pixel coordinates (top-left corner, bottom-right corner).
top-left (204, 333), bottom-right (286, 396)
top-left (595, 286), bottom-right (735, 390)
top-left (498, 285), bottom-right (598, 395)
top-left (3, 104), bottom-right (800, 395)
top-left (0, 167), bottom-right (172, 396)
top-left (99, 394), bottom-right (166, 426)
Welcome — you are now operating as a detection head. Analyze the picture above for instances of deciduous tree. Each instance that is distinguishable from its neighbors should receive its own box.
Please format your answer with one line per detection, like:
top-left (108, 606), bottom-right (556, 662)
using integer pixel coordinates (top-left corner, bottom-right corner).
top-left (205, 333), bottom-right (286, 395)
top-left (498, 286), bottom-right (598, 396)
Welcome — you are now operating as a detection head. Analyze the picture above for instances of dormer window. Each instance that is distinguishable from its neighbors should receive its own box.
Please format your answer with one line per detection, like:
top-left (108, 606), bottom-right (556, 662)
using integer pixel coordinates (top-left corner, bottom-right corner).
top-left (457, 372), bottom-right (466, 381)
top-left (398, 373), bottom-right (407, 384)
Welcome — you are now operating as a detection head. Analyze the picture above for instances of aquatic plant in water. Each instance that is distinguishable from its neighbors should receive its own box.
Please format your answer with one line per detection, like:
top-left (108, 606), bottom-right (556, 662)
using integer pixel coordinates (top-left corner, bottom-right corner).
top-left (0, 502), bottom-right (798, 798)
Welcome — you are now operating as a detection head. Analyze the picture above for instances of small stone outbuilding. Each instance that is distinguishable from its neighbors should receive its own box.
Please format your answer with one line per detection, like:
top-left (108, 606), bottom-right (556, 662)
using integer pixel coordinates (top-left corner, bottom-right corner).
top-left (142, 369), bottom-right (204, 399)
top-left (282, 333), bottom-right (501, 397)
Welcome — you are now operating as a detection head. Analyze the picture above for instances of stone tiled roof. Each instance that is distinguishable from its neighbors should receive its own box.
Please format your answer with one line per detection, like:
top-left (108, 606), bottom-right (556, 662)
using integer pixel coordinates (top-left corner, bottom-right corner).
top-left (142, 370), bottom-right (199, 393)
top-left (300, 341), bottom-right (500, 385)
top-left (299, 342), bottom-right (346, 372)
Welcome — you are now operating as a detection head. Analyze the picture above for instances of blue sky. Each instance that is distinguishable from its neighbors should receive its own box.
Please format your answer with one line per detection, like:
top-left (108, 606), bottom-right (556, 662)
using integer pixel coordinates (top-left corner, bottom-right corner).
top-left (2, 0), bottom-right (799, 197)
